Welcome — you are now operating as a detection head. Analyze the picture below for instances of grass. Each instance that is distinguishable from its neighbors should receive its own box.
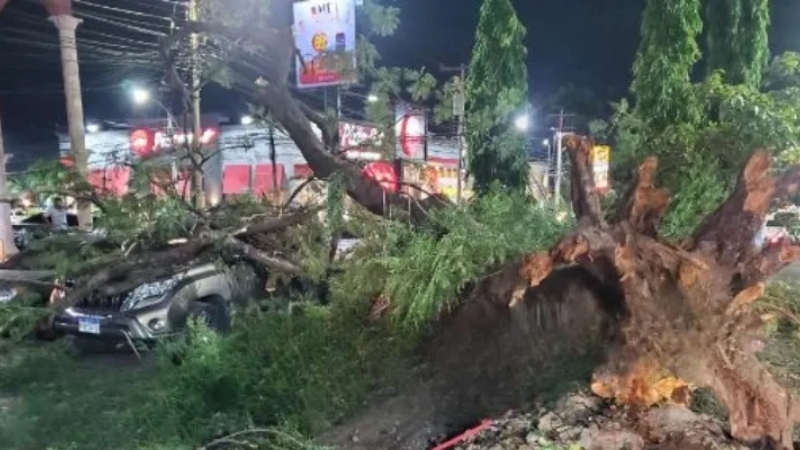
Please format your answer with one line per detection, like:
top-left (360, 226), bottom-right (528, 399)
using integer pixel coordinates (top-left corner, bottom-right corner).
top-left (0, 302), bottom-right (406, 450)
top-left (0, 341), bottom-right (168, 450)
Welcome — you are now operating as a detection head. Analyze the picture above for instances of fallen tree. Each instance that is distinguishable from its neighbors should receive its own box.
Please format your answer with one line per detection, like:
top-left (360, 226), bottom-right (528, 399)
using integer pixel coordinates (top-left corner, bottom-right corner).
top-left (319, 135), bottom-right (800, 450)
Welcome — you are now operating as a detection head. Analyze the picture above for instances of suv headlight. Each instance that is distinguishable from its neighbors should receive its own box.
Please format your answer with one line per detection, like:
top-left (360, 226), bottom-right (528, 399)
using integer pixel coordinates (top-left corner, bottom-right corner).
top-left (120, 279), bottom-right (178, 312)
top-left (0, 288), bottom-right (17, 304)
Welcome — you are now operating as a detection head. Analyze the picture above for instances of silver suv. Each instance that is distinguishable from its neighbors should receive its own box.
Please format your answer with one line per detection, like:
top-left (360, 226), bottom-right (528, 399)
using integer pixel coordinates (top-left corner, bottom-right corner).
top-left (51, 261), bottom-right (262, 347)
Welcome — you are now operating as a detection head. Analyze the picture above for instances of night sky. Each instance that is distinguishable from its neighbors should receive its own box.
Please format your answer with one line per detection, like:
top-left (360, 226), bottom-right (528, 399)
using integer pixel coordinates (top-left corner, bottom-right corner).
top-left (0, 0), bottom-right (799, 169)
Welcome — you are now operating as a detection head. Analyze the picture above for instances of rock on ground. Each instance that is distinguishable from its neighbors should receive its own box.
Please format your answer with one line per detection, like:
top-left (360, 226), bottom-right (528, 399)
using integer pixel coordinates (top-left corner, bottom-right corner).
top-left (451, 392), bottom-right (754, 450)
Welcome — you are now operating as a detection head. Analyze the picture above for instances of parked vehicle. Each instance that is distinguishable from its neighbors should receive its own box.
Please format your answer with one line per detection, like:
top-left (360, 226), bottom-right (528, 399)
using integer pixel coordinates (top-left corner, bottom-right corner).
top-left (12, 212), bottom-right (80, 249)
top-left (49, 260), bottom-right (262, 348)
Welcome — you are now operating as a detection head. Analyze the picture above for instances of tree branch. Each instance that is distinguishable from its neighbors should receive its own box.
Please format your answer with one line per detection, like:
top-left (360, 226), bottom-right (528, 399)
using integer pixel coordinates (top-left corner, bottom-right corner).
top-left (563, 135), bottom-right (605, 227)
top-left (233, 207), bottom-right (320, 237)
top-left (619, 156), bottom-right (670, 236)
top-left (222, 237), bottom-right (303, 275)
top-left (0, 269), bottom-right (55, 282)
top-left (689, 151), bottom-right (774, 266)
top-left (53, 240), bottom-right (213, 311)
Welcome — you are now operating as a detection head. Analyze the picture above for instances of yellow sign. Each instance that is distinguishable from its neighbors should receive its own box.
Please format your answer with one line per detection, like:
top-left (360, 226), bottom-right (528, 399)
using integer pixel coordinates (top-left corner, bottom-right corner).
top-left (590, 145), bottom-right (611, 192)
top-left (311, 33), bottom-right (328, 52)
top-left (591, 146), bottom-right (610, 164)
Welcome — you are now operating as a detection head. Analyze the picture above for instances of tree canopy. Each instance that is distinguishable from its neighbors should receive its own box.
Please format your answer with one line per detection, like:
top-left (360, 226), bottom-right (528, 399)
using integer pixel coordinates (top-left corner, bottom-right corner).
top-left (631, 0), bottom-right (702, 129)
top-left (465, 0), bottom-right (529, 195)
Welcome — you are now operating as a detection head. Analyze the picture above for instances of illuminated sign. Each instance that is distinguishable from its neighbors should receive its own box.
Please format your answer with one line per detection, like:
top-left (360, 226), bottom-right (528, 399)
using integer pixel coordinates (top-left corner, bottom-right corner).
top-left (340, 122), bottom-right (380, 151)
top-left (129, 128), bottom-right (218, 156)
top-left (590, 145), bottom-right (610, 193)
top-left (395, 103), bottom-right (426, 160)
top-left (129, 128), bottom-right (154, 156)
top-left (154, 128), bottom-right (217, 150)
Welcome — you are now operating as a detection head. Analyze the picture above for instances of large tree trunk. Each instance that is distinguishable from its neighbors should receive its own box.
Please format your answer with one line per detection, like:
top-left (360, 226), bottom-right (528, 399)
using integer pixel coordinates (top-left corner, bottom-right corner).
top-left (322, 137), bottom-right (800, 449)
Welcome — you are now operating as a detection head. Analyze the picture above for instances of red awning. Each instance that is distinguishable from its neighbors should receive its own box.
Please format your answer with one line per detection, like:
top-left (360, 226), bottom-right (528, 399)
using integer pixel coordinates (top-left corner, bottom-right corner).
top-left (362, 161), bottom-right (398, 192)
top-left (253, 164), bottom-right (286, 195)
top-left (88, 167), bottom-right (130, 196)
top-left (223, 165), bottom-right (251, 194)
top-left (293, 163), bottom-right (313, 179)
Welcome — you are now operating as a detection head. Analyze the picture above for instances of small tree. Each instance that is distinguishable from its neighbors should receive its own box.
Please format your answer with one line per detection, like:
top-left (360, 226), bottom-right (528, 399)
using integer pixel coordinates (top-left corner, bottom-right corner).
top-left (465, 0), bottom-right (529, 195)
top-left (705, 0), bottom-right (769, 86)
top-left (631, 0), bottom-right (702, 129)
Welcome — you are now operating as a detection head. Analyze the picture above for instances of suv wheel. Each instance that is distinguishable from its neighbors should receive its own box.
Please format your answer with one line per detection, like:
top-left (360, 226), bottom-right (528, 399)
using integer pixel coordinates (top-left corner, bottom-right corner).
top-left (187, 298), bottom-right (231, 334)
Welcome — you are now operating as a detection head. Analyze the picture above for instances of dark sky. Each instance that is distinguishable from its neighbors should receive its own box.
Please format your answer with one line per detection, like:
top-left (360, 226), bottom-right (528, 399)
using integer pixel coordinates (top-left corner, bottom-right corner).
top-left (0, 0), bottom-right (799, 169)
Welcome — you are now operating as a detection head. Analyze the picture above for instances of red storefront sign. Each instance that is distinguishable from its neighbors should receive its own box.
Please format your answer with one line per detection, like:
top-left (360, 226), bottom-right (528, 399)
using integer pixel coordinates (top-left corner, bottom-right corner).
top-left (362, 161), bottom-right (398, 192)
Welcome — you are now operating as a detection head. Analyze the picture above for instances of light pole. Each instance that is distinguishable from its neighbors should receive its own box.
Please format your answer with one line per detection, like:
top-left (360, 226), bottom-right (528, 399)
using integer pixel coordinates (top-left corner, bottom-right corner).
top-left (131, 87), bottom-right (178, 179)
top-left (130, 88), bottom-right (175, 130)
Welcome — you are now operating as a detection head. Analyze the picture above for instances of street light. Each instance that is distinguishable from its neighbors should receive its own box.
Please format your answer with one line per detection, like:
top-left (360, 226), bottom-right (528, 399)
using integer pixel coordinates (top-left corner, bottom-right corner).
top-left (514, 114), bottom-right (529, 131)
top-left (367, 94), bottom-right (379, 103)
top-left (130, 87), bottom-right (174, 130)
top-left (131, 88), bottom-right (150, 105)
top-left (241, 115), bottom-right (253, 125)
top-left (86, 123), bottom-right (100, 133)
top-left (129, 86), bottom-right (178, 180)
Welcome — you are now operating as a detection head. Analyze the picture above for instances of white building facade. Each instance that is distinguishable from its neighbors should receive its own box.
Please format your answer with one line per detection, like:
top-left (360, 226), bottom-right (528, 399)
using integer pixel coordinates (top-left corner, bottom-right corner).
top-left (57, 115), bottom-right (463, 202)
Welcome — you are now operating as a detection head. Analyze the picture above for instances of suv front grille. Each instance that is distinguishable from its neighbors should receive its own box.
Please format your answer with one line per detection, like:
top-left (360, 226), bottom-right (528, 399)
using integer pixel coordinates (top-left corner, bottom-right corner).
top-left (72, 291), bottom-right (128, 315)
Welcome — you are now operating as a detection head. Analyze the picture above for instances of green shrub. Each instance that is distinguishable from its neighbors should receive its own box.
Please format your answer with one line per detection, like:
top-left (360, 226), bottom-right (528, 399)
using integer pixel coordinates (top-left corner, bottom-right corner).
top-left (378, 192), bottom-right (570, 328)
top-left (150, 305), bottom-right (393, 444)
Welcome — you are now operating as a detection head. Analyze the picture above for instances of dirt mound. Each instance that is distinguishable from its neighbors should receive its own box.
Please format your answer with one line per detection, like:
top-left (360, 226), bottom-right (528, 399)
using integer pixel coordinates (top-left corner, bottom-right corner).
top-left (320, 266), bottom-right (623, 449)
top-left (451, 392), bottom-right (751, 450)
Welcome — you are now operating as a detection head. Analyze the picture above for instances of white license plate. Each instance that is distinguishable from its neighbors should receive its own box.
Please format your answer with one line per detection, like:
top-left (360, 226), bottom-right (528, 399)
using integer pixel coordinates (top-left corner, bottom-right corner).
top-left (77, 316), bottom-right (101, 334)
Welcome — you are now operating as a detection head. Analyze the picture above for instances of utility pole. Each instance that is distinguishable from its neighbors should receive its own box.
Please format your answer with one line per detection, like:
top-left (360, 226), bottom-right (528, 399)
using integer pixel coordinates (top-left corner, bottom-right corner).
top-left (441, 63), bottom-right (466, 204)
top-left (268, 117), bottom-right (277, 200)
top-left (188, 0), bottom-right (204, 208)
top-left (47, 1), bottom-right (91, 229)
top-left (336, 86), bottom-right (342, 118)
top-left (550, 109), bottom-right (575, 207)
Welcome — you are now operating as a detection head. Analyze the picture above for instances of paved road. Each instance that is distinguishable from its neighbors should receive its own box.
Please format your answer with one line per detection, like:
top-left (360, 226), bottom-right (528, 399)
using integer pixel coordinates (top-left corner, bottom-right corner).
top-left (774, 263), bottom-right (800, 284)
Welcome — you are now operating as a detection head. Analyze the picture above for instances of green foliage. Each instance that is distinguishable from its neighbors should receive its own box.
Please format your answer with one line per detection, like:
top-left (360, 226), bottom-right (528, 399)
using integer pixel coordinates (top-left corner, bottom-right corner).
top-left (737, 0), bottom-right (770, 87)
top-left (378, 192), bottom-right (570, 328)
top-left (0, 342), bottom-right (172, 450)
top-left (465, 0), bottom-right (529, 195)
top-left (631, 0), bottom-right (702, 129)
top-left (605, 59), bottom-right (800, 237)
top-left (704, 0), bottom-right (741, 81)
top-left (150, 305), bottom-right (400, 444)
top-left (762, 52), bottom-right (800, 91)
top-left (0, 295), bottom-right (405, 449)
top-left (658, 159), bottom-right (728, 238)
top-left (704, 0), bottom-right (769, 86)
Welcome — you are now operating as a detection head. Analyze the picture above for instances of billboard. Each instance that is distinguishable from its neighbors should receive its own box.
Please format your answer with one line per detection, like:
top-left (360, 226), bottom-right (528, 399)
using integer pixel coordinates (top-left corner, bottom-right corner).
top-left (395, 103), bottom-right (426, 160)
top-left (293, 0), bottom-right (357, 88)
top-left (402, 161), bottom-right (471, 201)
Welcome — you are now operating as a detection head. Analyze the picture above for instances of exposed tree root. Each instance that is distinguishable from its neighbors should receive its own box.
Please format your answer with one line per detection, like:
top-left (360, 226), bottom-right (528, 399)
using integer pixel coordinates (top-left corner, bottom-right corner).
top-left (323, 137), bottom-right (800, 449)
top-left (513, 137), bottom-right (800, 448)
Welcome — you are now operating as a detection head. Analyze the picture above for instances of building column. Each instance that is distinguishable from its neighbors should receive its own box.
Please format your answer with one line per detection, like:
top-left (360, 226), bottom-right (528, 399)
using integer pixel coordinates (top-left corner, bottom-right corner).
top-left (50, 14), bottom-right (91, 228)
top-left (0, 109), bottom-right (18, 259)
